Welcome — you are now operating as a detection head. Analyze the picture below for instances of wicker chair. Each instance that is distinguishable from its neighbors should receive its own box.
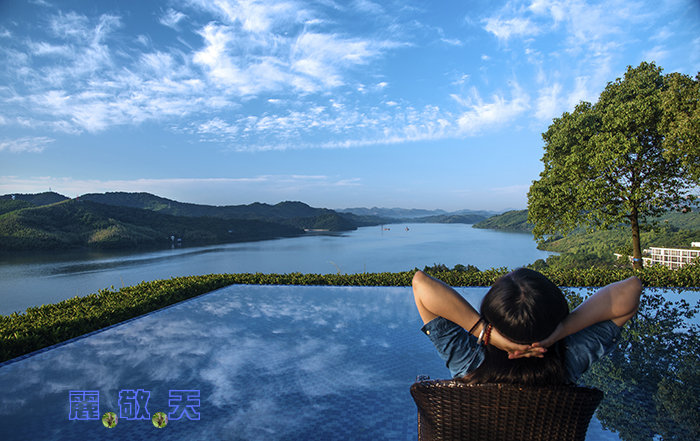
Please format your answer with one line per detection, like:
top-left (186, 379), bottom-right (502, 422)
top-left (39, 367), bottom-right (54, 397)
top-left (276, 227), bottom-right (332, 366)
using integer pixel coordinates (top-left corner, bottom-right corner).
top-left (410, 379), bottom-right (604, 441)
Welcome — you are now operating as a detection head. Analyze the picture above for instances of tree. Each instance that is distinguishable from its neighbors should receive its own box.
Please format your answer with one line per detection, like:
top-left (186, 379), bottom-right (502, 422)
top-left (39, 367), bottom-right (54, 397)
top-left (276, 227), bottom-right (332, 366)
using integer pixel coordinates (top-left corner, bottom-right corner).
top-left (660, 72), bottom-right (700, 182)
top-left (528, 62), bottom-right (699, 269)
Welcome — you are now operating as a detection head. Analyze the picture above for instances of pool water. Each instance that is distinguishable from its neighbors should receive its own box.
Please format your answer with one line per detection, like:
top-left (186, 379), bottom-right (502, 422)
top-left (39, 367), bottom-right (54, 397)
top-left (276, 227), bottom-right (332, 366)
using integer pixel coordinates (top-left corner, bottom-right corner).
top-left (0, 285), bottom-right (690, 440)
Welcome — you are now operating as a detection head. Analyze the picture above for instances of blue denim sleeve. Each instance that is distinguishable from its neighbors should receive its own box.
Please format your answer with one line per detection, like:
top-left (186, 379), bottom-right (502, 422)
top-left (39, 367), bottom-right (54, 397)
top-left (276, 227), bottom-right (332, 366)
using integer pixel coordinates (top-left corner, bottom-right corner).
top-left (421, 316), bottom-right (485, 378)
top-left (564, 320), bottom-right (622, 384)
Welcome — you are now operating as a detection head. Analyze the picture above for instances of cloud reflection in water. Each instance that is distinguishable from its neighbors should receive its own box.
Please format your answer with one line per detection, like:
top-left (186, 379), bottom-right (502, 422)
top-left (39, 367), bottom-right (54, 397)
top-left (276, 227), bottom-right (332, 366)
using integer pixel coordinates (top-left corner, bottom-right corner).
top-left (0, 284), bottom-right (468, 440)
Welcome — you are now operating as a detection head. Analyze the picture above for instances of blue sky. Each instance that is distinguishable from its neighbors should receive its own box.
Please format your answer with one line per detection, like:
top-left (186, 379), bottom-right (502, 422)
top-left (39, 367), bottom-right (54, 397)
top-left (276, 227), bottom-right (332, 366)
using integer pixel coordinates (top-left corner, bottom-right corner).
top-left (1, 0), bottom-right (698, 211)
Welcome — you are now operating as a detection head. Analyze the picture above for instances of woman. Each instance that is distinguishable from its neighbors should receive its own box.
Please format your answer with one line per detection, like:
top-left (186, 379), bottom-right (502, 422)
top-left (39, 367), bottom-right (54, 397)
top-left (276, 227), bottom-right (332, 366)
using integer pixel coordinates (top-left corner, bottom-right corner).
top-left (413, 268), bottom-right (642, 385)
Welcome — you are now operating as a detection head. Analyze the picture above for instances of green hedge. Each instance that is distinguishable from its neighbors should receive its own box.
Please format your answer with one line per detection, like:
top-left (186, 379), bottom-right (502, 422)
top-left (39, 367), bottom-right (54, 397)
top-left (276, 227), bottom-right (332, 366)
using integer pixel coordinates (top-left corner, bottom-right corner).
top-left (2, 264), bottom-right (699, 363)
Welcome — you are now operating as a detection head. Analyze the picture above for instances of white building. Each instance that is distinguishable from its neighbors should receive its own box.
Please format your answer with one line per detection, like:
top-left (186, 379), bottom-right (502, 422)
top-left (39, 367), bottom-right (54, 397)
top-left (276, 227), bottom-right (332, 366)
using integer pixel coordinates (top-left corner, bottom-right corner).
top-left (642, 243), bottom-right (700, 270)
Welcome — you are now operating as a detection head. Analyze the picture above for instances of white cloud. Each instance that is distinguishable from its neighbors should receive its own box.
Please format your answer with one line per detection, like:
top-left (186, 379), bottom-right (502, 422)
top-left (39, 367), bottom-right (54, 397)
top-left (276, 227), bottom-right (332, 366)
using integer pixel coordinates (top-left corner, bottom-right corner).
top-left (642, 45), bottom-right (670, 65)
top-left (483, 17), bottom-right (539, 40)
top-left (2, 2), bottom-right (402, 136)
top-left (456, 83), bottom-right (530, 134)
top-left (535, 82), bottom-right (562, 120)
top-left (0, 136), bottom-right (54, 153)
top-left (159, 8), bottom-right (187, 29)
top-left (48, 11), bottom-right (91, 39)
top-left (28, 41), bottom-right (72, 57)
top-left (352, 0), bottom-right (384, 15)
top-left (186, 0), bottom-right (301, 34)
top-left (565, 75), bottom-right (593, 108)
top-left (441, 38), bottom-right (463, 46)
top-left (198, 118), bottom-right (239, 136)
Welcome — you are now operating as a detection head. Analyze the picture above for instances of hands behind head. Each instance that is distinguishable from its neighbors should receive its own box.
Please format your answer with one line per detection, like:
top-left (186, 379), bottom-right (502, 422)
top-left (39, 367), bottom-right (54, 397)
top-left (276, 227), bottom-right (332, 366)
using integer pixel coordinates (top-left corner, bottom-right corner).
top-left (489, 326), bottom-right (550, 359)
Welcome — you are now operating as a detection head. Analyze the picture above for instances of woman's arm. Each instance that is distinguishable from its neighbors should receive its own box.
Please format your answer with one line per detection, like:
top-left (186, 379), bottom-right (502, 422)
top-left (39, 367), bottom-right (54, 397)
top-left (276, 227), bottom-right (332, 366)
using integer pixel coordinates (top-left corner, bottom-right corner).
top-left (532, 276), bottom-right (642, 349)
top-left (412, 270), bottom-right (480, 329)
top-left (413, 270), bottom-right (537, 356)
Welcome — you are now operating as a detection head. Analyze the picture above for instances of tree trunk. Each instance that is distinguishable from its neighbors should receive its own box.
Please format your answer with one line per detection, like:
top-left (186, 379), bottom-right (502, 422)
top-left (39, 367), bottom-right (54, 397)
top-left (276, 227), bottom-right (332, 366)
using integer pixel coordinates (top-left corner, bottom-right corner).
top-left (630, 206), bottom-right (643, 270)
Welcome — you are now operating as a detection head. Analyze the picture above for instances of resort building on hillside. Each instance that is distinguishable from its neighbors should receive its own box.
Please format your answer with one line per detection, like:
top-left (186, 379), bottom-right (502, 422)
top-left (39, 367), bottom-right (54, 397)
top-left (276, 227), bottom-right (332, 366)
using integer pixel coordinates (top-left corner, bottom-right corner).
top-left (641, 242), bottom-right (700, 269)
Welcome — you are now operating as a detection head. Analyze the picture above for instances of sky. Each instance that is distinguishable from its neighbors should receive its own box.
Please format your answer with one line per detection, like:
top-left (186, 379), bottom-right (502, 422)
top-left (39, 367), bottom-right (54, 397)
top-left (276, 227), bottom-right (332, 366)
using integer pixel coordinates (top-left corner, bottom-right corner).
top-left (1, 0), bottom-right (698, 211)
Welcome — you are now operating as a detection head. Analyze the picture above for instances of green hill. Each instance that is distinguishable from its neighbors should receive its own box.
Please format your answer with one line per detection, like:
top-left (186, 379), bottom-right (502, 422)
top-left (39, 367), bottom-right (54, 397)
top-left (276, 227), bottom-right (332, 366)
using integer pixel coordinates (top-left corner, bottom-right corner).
top-left (0, 191), bottom-right (69, 207)
top-left (473, 210), bottom-right (532, 232)
top-left (475, 208), bottom-right (700, 256)
top-left (0, 199), bottom-right (34, 216)
top-left (0, 199), bottom-right (303, 251)
top-left (77, 192), bottom-right (366, 231)
top-left (412, 214), bottom-right (487, 224)
top-left (79, 192), bottom-right (321, 218)
top-left (541, 215), bottom-right (700, 256)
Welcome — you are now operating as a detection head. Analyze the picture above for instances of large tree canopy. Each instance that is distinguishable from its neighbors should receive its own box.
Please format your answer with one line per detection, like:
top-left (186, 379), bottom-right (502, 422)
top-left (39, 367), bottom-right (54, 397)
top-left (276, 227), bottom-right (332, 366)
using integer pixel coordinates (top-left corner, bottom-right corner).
top-left (528, 62), bottom-right (699, 269)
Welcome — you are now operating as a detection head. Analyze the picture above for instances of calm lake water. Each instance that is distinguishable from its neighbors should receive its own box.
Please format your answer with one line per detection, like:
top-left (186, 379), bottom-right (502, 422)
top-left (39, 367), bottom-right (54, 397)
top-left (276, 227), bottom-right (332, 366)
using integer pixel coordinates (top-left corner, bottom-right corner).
top-left (0, 223), bottom-right (553, 315)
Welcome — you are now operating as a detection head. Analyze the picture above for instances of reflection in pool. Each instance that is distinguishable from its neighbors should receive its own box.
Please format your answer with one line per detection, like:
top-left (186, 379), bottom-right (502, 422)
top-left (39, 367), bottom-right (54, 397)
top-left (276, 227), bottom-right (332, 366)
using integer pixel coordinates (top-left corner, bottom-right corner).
top-left (0, 285), bottom-right (696, 440)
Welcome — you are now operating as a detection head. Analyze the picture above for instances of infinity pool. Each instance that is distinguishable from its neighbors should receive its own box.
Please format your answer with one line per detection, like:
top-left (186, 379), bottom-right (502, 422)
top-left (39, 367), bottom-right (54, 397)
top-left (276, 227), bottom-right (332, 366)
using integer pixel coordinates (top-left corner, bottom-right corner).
top-left (0, 284), bottom-right (688, 440)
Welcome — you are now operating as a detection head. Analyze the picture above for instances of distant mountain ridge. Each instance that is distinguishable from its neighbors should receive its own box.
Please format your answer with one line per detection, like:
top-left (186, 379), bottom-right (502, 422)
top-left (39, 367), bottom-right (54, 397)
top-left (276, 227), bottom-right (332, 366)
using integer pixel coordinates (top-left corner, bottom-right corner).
top-left (411, 214), bottom-right (488, 224)
top-left (78, 192), bottom-right (388, 232)
top-left (79, 192), bottom-right (333, 220)
top-left (338, 206), bottom-right (498, 219)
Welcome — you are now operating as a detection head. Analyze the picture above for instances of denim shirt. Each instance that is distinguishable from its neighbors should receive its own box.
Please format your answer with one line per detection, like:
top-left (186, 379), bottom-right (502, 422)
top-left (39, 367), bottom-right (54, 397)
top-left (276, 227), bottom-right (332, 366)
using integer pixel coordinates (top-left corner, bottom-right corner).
top-left (421, 317), bottom-right (621, 384)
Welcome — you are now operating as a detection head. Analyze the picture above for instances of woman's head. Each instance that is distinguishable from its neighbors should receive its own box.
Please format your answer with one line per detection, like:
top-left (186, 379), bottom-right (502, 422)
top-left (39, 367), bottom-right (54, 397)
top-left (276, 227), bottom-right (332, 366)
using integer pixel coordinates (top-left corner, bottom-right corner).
top-left (481, 267), bottom-right (569, 345)
top-left (462, 268), bottom-right (571, 385)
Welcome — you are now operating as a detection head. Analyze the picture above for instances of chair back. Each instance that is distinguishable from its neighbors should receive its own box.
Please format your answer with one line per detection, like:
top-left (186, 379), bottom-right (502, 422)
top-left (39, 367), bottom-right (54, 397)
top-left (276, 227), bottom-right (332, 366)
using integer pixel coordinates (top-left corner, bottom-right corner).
top-left (410, 379), bottom-right (603, 441)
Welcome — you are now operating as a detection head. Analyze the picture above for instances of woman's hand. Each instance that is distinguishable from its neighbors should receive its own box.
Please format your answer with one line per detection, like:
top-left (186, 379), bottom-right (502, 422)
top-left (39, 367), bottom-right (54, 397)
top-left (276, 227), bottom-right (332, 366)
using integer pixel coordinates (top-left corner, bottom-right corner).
top-left (507, 322), bottom-right (565, 358)
top-left (489, 327), bottom-right (547, 359)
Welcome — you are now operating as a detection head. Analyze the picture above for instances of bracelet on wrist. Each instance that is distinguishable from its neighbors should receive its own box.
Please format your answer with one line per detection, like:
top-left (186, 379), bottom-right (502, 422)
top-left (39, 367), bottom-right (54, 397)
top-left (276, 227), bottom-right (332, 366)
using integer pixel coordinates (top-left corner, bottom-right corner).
top-left (483, 324), bottom-right (492, 346)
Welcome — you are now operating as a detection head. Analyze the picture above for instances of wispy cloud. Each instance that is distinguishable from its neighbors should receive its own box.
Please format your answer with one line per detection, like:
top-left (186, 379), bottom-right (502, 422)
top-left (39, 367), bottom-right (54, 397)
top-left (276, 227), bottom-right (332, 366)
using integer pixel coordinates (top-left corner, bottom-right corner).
top-left (535, 82), bottom-right (562, 120)
top-left (0, 136), bottom-right (54, 153)
top-left (2, 1), bottom-right (401, 137)
top-left (0, 0), bottom-right (696, 158)
top-left (188, 100), bottom-right (460, 151)
top-left (455, 83), bottom-right (530, 134)
top-left (159, 8), bottom-right (187, 29)
top-left (483, 17), bottom-right (540, 40)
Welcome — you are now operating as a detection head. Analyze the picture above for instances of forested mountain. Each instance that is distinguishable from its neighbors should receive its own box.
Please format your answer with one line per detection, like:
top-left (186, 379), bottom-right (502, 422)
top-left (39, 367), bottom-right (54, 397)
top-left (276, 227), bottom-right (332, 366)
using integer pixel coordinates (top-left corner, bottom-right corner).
top-left (0, 191), bottom-right (398, 251)
top-left (80, 192), bottom-right (333, 220)
top-left (0, 199), bottom-right (302, 251)
top-left (0, 199), bottom-right (35, 216)
top-left (475, 209), bottom-right (700, 256)
top-left (473, 210), bottom-right (532, 232)
top-left (0, 191), bottom-right (69, 207)
top-left (77, 192), bottom-right (391, 232)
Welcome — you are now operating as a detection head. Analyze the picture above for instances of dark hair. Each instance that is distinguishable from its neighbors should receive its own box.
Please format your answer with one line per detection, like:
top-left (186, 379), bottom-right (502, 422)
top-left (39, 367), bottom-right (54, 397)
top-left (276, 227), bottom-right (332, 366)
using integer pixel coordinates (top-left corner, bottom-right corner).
top-left (461, 268), bottom-right (570, 385)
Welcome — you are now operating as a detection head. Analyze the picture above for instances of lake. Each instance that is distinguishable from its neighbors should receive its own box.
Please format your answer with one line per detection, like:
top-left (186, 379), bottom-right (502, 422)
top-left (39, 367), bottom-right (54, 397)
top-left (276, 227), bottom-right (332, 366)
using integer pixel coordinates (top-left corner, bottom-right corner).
top-left (1, 224), bottom-right (697, 441)
top-left (0, 223), bottom-right (553, 315)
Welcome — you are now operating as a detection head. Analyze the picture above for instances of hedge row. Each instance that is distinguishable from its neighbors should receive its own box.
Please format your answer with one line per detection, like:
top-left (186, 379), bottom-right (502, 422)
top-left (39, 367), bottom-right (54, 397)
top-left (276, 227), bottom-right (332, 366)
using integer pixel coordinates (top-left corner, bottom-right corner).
top-left (2, 264), bottom-right (699, 364)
